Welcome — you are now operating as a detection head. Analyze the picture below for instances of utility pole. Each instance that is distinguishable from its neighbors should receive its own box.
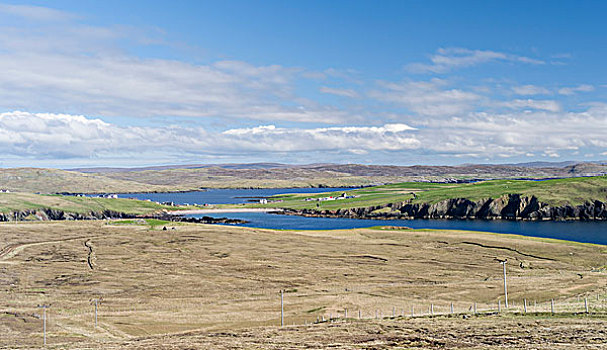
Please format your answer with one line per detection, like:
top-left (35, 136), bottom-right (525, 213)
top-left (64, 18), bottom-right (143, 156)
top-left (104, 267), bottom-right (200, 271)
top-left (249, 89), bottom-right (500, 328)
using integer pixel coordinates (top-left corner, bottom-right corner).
top-left (500, 260), bottom-right (509, 308)
top-left (37, 304), bottom-right (50, 346)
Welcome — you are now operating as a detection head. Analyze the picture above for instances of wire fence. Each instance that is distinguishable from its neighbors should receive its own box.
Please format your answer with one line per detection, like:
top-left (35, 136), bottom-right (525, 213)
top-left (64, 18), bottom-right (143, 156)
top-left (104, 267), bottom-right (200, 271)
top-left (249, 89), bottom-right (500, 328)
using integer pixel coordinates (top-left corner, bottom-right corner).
top-left (6, 290), bottom-right (606, 341)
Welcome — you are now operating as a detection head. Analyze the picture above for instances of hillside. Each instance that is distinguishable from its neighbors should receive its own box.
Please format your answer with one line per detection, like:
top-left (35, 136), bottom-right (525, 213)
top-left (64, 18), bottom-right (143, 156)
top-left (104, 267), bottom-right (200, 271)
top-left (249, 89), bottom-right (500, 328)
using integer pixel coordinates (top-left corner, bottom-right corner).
top-left (72, 162), bottom-right (607, 190)
top-left (1, 221), bottom-right (605, 348)
top-left (0, 168), bottom-right (176, 193)
top-left (0, 192), bottom-right (174, 217)
top-left (248, 176), bottom-right (607, 211)
top-left (1, 162), bottom-right (606, 194)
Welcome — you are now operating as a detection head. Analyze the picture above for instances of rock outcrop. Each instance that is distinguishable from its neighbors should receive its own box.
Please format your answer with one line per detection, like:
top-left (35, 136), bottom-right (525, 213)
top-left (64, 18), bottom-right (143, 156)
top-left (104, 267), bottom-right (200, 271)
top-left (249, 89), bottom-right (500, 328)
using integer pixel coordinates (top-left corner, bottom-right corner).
top-left (282, 194), bottom-right (607, 221)
top-left (0, 208), bottom-right (136, 222)
top-left (0, 208), bottom-right (248, 225)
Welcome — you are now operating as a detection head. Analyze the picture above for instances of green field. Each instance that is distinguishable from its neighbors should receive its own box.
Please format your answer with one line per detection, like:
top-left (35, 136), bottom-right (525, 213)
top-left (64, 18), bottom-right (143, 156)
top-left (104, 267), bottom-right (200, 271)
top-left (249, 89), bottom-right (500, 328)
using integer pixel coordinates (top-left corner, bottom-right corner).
top-left (244, 176), bottom-right (607, 210)
top-left (0, 192), bottom-right (180, 215)
top-left (2, 176), bottom-right (605, 217)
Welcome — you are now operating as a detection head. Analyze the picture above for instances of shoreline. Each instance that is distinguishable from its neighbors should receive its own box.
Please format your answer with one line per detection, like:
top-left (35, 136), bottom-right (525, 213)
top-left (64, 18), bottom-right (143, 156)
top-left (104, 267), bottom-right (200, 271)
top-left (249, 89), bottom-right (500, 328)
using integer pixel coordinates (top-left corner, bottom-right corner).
top-left (166, 208), bottom-right (284, 215)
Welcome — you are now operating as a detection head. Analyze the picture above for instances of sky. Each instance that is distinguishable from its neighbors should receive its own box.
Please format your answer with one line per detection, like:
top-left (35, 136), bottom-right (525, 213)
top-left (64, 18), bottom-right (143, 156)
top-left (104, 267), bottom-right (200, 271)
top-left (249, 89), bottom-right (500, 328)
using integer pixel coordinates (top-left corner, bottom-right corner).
top-left (0, 0), bottom-right (605, 168)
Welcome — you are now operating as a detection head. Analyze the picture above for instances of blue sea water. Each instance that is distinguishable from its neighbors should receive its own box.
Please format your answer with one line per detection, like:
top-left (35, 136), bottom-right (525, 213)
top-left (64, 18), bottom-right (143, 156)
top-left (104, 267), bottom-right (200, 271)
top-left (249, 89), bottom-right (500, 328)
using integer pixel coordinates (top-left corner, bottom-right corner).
top-left (117, 189), bottom-right (606, 245)
top-left (191, 211), bottom-right (607, 245)
top-left (117, 188), bottom-right (354, 205)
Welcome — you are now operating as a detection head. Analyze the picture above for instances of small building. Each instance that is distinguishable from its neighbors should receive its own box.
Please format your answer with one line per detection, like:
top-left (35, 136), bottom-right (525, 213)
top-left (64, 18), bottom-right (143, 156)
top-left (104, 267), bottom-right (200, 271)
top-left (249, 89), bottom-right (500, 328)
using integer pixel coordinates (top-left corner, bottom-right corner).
top-left (259, 198), bottom-right (268, 204)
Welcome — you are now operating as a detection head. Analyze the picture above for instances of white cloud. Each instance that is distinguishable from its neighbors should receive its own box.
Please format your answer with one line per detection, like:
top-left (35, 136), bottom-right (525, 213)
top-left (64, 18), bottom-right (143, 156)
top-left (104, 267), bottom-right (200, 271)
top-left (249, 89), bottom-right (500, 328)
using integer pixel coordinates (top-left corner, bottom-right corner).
top-left (319, 86), bottom-right (359, 98)
top-left (370, 79), bottom-right (481, 116)
top-left (414, 104), bottom-right (607, 157)
top-left (0, 111), bottom-right (419, 160)
top-left (407, 48), bottom-right (544, 73)
top-left (0, 7), bottom-right (358, 124)
top-left (0, 3), bottom-right (77, 21)
top-left (512, 85), bottom-right (550, 95)
top-left (222, 124), bottom-right (419, 152)
top-left (558, 84), bottom-right (594, 95)
top-left (1, 107), bottom-right (606, 165)
top-left (0, 52), bottom-right (339, 122)
top-left (499, 99), bottom-right (561, 112)
top-left (0, 111), bottom-right (208, 158)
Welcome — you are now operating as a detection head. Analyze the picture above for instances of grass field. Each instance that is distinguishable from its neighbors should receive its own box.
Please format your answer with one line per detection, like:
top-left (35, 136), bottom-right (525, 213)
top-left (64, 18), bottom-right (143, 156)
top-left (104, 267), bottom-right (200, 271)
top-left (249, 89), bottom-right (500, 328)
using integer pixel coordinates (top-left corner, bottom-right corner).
top-left (0, 168), bottom-right (175, 193)
top-left (2, 176), bottom-right (605, 218)
top-left (0, 192), bottom-right (179, 215)
top-left (241, 176), bottom-right (607, 211)
top-left (0, 221), bottom-right (605, 348)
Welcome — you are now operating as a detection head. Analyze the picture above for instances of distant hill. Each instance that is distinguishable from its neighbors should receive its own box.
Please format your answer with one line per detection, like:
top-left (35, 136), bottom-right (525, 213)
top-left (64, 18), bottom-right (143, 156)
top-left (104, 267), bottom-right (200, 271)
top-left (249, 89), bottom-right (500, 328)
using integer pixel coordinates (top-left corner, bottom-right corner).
top-left (4, 161), bottom-right (606, 193)
top-left (69, 162), bottom-right (292, 173)
top-left (501, 161), bottom-right (583, 168)
top-left (0, 168), bottom-right (174, 193)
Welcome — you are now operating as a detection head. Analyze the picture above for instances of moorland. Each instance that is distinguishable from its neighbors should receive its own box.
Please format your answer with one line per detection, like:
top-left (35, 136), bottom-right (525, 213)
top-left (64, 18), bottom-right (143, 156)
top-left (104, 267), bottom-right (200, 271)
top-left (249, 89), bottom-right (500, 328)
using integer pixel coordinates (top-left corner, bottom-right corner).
top-left (1, 220), bottom-right (605, 348)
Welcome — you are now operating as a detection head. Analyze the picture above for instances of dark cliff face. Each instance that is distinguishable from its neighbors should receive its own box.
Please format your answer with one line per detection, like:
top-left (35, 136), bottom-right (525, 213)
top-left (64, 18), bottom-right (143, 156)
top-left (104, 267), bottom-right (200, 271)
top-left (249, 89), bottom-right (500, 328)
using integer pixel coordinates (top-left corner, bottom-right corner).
top-left (286, 194), bottom-right (607, 221)
top-left (0, 208), bottom-right (136, 222)
top-left (0, 209), bottom-right (247, 224)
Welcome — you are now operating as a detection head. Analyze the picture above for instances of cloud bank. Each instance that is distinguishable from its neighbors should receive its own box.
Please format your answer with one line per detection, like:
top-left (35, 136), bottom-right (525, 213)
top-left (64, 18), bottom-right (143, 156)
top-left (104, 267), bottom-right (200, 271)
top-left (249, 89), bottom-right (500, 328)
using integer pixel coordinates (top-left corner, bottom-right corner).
top-left (2, 108), bottom-right (605, 164)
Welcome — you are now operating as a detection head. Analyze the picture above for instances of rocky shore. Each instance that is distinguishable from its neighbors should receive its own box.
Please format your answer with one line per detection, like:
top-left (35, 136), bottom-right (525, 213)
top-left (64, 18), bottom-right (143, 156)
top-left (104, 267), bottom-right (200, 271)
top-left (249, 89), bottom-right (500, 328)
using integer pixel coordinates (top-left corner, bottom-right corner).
top-left (0, 208), bottom-right (136, 221)
top-left (282, 194), bottom-right (607, 221)
top-left (0, 208), bottom-right (247, 225)
top-left (169, 215), bottom-right (247, 225)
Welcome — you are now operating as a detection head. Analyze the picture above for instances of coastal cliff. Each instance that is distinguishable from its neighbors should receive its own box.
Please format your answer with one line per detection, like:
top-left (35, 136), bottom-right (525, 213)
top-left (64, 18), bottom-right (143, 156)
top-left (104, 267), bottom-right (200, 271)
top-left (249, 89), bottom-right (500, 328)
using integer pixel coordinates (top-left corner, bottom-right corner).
top-left (0, 208), bottom-right (137, 221)
top-left (283, 194), bottom-right (607, 221)
top-left (0, 208), bottom-right (245, 224)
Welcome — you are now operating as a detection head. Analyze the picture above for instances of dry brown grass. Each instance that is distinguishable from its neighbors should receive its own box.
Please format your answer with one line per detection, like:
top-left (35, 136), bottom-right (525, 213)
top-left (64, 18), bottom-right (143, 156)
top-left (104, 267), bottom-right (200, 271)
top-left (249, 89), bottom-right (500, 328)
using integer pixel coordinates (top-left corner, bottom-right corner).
top-left (0, 221), bottom-right (605, 349)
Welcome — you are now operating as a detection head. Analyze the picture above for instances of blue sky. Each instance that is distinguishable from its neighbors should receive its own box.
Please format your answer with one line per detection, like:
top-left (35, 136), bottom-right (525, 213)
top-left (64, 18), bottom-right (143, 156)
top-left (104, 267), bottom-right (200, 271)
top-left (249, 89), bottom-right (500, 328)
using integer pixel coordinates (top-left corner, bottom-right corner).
top-left (0, 1), bottom-right (605, 167)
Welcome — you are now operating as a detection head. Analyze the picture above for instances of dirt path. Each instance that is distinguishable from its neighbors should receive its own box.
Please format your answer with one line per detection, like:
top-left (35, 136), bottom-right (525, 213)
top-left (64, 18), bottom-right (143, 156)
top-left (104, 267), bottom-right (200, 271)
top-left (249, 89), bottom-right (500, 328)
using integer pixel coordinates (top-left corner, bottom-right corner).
top-left (84, 240), bottom-right (94, 270)
top-left (459, 241), bottom-right (556, 261)
top-left (0, 236), bottom-right (100, 263)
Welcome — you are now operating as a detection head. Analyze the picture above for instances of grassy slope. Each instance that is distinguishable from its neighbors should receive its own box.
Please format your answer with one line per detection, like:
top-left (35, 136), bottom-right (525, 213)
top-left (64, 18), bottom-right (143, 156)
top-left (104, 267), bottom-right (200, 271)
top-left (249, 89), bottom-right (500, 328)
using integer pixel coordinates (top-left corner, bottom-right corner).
top-left (3, 164), bottom-right (607, 193)
top-left (0, 221), bottom-right (605, 347)
top-left (92, 167), bottom-right (412, 189)
top-left (411, 176), bottom-right (607, 206)
top-left (0, 192), bottom-right (175, 215)
top-left (0, 168), bottom-right (174, 193)
top-left (244, 176), bottom-right (607, 210)
top-left (2, 176), bottom-right (605, 215)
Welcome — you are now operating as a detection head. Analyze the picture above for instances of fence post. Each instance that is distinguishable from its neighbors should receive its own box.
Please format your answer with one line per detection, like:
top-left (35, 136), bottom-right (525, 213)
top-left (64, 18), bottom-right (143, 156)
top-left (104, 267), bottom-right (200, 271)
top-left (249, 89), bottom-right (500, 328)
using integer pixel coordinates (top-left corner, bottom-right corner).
top-left (450, 302), bottom-right (454, 314)
top-left (585, 298), bottom-right (589, 313)
top-left (498, 300), bottom-right (501, 313)
top-left (524, 299), bottom-right (527, 313)
top-left (280, 290), bottom-right (284, 327)
top-left (551, 299), bottom-right (555, 314)
top-left (430, 303), bottom-right (434, 316)
top-left (392, 307), bottom-right (395, 318)
top-left (358, 309), bottom-right (361, 320)
top-left (411, 305), bottom-right (414, 317)
top-left (37, 305), bottom-right (50, 346)
top-left (43, 308), bottom-right (47, 346)
top-left (473, 302), bottom-right (477, 315)
top-left (345, 308), bottom-right (348, 319)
